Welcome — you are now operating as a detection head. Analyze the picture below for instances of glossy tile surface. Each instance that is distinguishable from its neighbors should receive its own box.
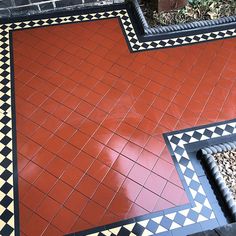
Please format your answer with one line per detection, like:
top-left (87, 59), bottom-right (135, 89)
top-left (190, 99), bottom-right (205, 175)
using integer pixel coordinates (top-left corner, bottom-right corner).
top-left (13, 18), bottom-right (236, 236)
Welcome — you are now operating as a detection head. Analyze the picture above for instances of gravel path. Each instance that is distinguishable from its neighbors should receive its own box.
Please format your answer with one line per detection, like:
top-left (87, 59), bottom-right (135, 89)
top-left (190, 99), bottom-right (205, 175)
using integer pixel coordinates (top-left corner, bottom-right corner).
top-left (213, 150), bottom-right (236, 201)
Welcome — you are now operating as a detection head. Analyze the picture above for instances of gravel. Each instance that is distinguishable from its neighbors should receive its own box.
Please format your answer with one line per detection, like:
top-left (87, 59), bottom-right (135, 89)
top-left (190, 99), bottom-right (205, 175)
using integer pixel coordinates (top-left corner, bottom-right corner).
top-left (213, 150), bottom-right (236, 201)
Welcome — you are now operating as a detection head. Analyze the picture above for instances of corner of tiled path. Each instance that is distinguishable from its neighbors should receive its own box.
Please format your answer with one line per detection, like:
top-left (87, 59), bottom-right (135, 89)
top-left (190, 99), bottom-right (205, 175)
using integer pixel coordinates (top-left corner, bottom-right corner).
top-left (12, 18), bottom-right (236, 236)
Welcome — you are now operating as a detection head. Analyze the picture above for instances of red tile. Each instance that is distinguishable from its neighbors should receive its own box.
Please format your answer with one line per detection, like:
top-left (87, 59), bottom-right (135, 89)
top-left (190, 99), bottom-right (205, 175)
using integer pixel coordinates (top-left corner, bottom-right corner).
top-left (153, 197), bottom-right (174, 212)
top-left (126, 204), bottom-right (148, 218)
top-left (145, 172), bottom-right (167, 195)
top-left (136, 188), bottom-right (158, 212)
top-left (92, 184), bottom-right (115, 207)
top-left (100, 211), bottom-right (122, 226)
top-left (103, 169), bottom-right (125, 192)
top-left (119, 178), bottom-right (142, 202)
top-left (128, 164), bottom-right (150, 185)
top-left (19, 204), bottom-right (33, 234)
top-left (53, 104), bottom-right (72, 121)
top-left (107, 134), bottom-right (127, 153)
top-left (97, 147), bottom-right (119, 167)
top-left (20, 161), bottom-right (43, 184)
top-left (52, 207), bottom-right (77, 233)
top-left (159, 113), bottom-right (178, 130)
top-left (137, 150), bottom-right (157, 170)
top-left (137, 117), bottom-right (157, 134)
top-left (19, 140), bottom-right (41, 160)
top-left (29, 108), bottom-right (48, 125)
top-left (61, 164), bottom-right (83, 187)
top-left (87, 160), bottom-right (110, 182)
top-left (70, 218), bottom-right (92, 234)
top-left (37, 196), bottom-right (61, 221)
top-left (24, 213), bottom-right (48, 236)
top-left (161, 182), bottom-right (187, 205)
top-left (76, 100), bottom-right (94, 114)
top-left (57, 143), bottom-right (79, 163)
top-left (22, 185), bottom-right (45, 211)
top-left (18, 177), bottom-right (31, 201)
top-left (41, 98), bottom-right (59, 114)
top-left (34, 170), bottom-right (57, 194)
top-left (42, 116), bottom-right (62, 132)
top-left (49, 180), bottom-right (73, 204)
top-left (76, 174), bottom-right (99, 198)
top-left (42, 224), bottom-right (63, 236)
top-left (50, 88), bottom-right (68, 102)
top-left (112, 155), bottom-right (134, 176)
top-left (129, 129), bottom-right (149, 147)
top-left (152, 96), bottom-right (170, 112)
top-left (32, 149), bottom-right (55, 168)
top-left (145, 137), bottom-right (165, 156)
top-left (46, 157), bottom-right (68, 178)
top-left (79, 120), bottom-right (97, 136)
top-left (31, 127), bottom-right (51, 146)
top-left (153, 158), bottom-right (175, 180)
top-left (108, 193), bottom-right (132, 217)
top-left (55, 123), bottom-right (76, 141)
top-left (17, 154), bottom-right (29, 173)
top-left (83, 138), bottom-right (104, 158)
top-left (44, 135), bottom-right (65, 154)
top-left (93, 127), bottom-right (113, 145)
top-left (64, 190), bottom-right (89, 215)
top-left (81, 201), bottom-right (106, 226)
top-left (69, 132), bottom-right (89, 149)
top-left (72, 151), bottom-right (94, 172)
top-left (121, 142), bottom-right (142, 161)
top-left (63, 94), bottom-right (80, 109)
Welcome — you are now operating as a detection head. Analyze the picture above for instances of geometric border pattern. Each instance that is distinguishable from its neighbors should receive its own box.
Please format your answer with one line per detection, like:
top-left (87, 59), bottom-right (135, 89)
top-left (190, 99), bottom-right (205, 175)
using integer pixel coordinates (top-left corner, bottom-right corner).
top-left (200, 141), bottom-right (236, 222)
top-left (72, 121), bottom-right (236, 235)
top-left (1, 4), bottom-right (236, 235)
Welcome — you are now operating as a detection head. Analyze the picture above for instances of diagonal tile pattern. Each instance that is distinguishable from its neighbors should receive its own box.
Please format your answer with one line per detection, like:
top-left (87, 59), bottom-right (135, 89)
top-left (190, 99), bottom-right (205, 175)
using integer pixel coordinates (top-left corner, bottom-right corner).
top-left (13, 19), bottom-right (190, 235)
top-left (0, 5), bottom-right (236, 236)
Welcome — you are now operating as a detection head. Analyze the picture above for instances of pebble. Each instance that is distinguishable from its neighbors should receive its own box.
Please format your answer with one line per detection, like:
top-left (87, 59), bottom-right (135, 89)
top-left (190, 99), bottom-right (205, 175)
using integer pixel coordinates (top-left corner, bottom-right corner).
top-left (213, 149), bottom-right (236, 201)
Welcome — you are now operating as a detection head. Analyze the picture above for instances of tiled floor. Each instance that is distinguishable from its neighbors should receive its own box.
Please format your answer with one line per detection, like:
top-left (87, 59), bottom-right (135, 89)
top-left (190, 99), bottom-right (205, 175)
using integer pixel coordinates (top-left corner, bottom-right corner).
top-left (12, 17), bottom-right (236, 236)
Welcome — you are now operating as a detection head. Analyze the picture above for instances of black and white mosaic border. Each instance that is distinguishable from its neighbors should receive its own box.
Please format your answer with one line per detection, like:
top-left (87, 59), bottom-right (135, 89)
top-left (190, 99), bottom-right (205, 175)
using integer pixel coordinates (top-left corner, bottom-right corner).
top-left (200, 141), bottom-right (236, 222)
top-left (1, 4), bottom-right (236, 235)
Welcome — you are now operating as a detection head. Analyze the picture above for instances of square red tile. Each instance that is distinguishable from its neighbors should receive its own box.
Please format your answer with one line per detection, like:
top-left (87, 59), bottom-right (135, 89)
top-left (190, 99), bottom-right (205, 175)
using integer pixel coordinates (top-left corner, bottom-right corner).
top-left (20, 161), bottom-right (43, 184)
top-left (22, 185), bottom-right (45, 211)
top-left (87, 160), bottom-right (110, 182)
top-left (49, 180), bottom-right (73, 204)
top-left (137, 150), bottom-right (157, 170)
top-left (92, 184), bottom-right (115, 208)
top-left (103, 169), bottom-right (125, 192)
top-left (52, 207), bottom-right (77, 233)
top-left (46, 157), bottom-right (68, 178)
top-left (61, 164), bottom-right (84, 188)
top-left (57, 143), bottom-right (79, 163)
top-left (24, 213), bottom-right (48, 236)
top-left (108, 193), bottom-right (133, 217)
top-left (76, 174), bottom-right (99, 198)
top-left (34, 170), bottom-right (57, 194)
top-left (119, 178), bottom-right (142, 202)
top-left (112, 155), bottom-right (134, 176)
top-left (161, 182), bottom-right (187, 206)
top-left (153, 158), bottom-right (175, 180)
top-left (36, 196), bottom-right (61, 221)
top-left (107, 134), bottom-right (128, 153)
top-left (128, 163), bottom-right (150, 185)
top-left (136, 188), bottom-right (158, 212)
top-left (72, 151), bottom-right (94, 172)
top-left (64, 190), bottom-right (89, 215)
top-left (83, 138), bottom-right (104, 158)
top-left (145, 172), bottom-right (167, 195)
top-left (80, 201), bottom-right (106, 226)
top-left (97, 147), bottom-right (119, 167)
